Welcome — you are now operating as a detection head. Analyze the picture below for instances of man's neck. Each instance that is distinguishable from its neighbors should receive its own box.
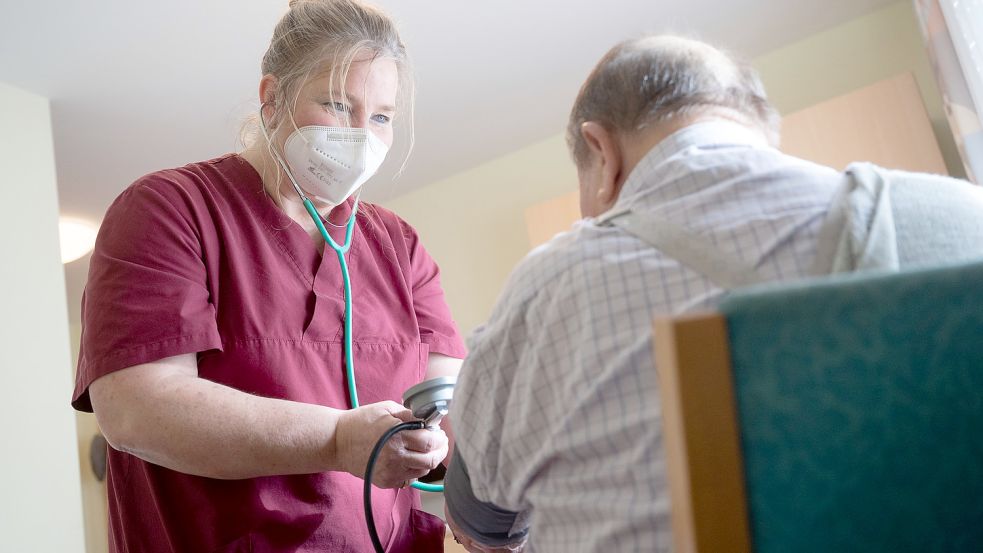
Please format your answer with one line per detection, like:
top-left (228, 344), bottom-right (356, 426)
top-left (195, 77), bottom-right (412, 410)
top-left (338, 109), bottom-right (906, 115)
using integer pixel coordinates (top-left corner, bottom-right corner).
top-left (621, 112), bottom-right (762, 176)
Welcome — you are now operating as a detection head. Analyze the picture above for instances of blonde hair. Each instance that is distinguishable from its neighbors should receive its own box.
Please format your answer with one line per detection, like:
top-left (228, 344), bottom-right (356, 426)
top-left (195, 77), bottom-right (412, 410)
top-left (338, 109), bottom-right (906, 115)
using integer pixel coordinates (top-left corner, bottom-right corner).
top-left (243, 0), bottom-right (414, 202)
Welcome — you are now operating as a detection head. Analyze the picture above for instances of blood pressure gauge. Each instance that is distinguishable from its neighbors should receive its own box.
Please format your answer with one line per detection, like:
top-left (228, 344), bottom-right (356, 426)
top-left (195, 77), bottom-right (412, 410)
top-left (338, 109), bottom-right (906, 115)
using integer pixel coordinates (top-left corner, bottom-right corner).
top-left (402, 375), bottom-right (456, 428)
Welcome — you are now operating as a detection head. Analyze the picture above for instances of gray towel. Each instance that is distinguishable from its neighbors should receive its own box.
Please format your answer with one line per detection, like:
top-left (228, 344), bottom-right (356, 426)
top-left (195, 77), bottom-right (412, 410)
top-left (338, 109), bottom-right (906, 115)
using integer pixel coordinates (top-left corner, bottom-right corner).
top-left (812, 162), bottom-right (983, 275)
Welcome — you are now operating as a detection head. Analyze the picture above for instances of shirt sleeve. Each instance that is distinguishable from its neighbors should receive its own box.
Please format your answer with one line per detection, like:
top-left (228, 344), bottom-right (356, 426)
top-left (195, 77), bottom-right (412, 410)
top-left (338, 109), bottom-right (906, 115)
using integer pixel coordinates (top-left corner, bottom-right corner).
top-left (72, 175), bottom-right (222, 412)
top-left (447, 256), bottom-right (544, 512)
top-left (401, 218), bottom-right (467, 359)
top-left (447, 238), bottom-right (601, 515)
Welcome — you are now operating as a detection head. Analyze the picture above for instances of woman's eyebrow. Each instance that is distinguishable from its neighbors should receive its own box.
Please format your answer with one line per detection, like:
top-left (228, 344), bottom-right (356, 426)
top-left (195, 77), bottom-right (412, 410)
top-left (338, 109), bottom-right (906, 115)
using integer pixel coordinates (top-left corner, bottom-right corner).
top-left (330, 91), bottom-right (395, 113)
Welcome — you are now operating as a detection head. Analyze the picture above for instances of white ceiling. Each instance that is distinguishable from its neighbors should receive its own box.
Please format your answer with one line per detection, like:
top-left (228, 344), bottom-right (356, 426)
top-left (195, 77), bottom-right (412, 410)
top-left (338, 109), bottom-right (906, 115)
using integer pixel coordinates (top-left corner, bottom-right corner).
top-left (0, 0), bottom-right (896, 325)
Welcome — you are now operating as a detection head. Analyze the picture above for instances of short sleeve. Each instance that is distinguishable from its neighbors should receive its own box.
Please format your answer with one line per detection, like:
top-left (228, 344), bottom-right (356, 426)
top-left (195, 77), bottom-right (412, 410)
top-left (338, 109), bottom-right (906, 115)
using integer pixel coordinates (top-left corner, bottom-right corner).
top-left (72, 176), bottom-right (222, 412)
top-left (448, 287), bottom-right (533, 511)
top-left (401, 219), bottom-right (467, 359)
top-left (448, 245), bottom-right (574, 512)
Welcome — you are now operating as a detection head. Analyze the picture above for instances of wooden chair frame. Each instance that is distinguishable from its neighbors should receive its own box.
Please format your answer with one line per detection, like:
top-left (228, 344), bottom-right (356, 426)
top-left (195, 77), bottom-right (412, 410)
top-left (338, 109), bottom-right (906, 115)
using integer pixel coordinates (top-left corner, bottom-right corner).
top-left (653, 314), bottom-right (752, 553)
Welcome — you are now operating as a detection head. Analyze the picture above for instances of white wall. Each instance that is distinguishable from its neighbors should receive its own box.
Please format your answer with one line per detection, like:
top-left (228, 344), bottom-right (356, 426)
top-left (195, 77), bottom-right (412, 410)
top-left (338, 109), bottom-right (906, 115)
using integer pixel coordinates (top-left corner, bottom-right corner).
top-left (383, 0), bottom-right (961, 337)
top-left (0, 81), bottom-right (86, 552)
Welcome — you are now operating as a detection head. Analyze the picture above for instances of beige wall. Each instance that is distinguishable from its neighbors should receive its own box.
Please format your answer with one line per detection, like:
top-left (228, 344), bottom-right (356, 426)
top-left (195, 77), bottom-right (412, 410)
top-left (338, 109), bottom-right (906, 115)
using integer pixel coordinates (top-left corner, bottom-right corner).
top-left (385, 135), bottom-right (577, 334)
top-left (383, 0), bottom-right (961, 336)
top-left (0, 81), bottom-right (86, 551)
top-left (754, 0), bottom-right (963, 177)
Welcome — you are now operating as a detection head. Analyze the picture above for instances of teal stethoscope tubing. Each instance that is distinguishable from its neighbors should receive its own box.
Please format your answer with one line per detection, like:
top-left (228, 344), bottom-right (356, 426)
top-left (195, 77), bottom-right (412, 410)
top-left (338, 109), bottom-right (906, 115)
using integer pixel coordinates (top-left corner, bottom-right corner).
top-left (303, 198), bottom-right (443, 494)
top-left (303, 199), bottom-right (360, 409)
top-left (257, 111), bottom-right (444, 492)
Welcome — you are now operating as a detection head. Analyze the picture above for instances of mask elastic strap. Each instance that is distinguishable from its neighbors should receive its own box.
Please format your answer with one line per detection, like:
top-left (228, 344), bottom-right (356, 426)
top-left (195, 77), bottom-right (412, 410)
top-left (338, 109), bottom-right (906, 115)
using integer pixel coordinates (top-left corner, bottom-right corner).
top-left (258, 107), bottom-right (310, 203)
top-left (258, 107), bottom-right (357, 229)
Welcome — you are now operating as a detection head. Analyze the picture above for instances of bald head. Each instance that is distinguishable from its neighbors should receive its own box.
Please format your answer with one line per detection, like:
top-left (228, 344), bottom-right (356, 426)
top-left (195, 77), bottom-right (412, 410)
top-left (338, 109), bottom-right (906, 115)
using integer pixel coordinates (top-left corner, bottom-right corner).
top-left (566, 35), bottom-right (779, 167)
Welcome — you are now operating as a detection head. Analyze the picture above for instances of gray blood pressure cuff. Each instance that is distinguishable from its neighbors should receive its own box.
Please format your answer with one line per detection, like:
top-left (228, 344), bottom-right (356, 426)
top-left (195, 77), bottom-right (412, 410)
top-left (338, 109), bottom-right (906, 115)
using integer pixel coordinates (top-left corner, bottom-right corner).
top-left (443, 448), bottom-right (530, 547)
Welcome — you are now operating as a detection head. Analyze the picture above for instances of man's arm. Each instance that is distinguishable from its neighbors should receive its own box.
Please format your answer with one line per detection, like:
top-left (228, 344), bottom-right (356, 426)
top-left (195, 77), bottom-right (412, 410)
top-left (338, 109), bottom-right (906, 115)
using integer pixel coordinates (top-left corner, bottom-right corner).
top-left (444, 449), bottom-right (529, 552)
top-left (89, 353), bottom-right (447, 484)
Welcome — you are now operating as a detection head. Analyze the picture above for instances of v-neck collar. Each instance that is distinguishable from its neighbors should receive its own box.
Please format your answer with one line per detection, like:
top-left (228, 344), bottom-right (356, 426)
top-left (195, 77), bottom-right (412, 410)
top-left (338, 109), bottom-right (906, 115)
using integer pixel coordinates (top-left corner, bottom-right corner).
top-left (220, 154), bottom-right (361, 289)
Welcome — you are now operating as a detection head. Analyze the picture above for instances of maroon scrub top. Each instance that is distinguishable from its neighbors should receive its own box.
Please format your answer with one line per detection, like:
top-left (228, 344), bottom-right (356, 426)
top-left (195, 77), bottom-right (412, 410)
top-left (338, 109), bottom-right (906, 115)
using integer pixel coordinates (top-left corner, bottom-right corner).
top-left (72, 154), bottom-right (467, 552)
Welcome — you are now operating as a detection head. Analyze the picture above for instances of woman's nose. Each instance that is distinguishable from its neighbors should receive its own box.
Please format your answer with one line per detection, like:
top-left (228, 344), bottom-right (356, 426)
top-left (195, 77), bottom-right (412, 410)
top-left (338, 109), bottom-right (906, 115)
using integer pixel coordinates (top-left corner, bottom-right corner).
top-left (349, 112), bottom-right (371, 129)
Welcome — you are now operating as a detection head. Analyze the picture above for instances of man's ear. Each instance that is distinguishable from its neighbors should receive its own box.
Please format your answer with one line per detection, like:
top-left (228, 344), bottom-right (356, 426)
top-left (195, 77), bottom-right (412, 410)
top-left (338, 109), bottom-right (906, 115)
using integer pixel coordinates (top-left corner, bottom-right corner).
top-left (580, 121), bottom-right (625, 208)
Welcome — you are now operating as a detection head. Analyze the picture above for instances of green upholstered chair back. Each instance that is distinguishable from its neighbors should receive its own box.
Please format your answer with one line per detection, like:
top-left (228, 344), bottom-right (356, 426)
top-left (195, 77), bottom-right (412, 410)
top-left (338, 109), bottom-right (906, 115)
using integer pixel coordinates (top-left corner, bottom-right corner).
top-left (719, 260), bottom-right (983, 552)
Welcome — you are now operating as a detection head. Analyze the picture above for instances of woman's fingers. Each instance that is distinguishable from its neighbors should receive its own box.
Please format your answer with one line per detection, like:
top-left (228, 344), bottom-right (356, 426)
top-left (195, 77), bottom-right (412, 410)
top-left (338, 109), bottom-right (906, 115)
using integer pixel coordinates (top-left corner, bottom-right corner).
top-left (337, 402), bottom-right (408, 480)
top-left (400, 427), bottom-right (448, 454)
top-left (371, 430), bottom-right (447, 487)
top-left (376, 400), bottom-right (417, 422)
top-left (398, 446), bottom-right (447, 472)
top-left (339, 401), bottom-right (450, 488)
top-left (371, 458), bottom-right (430, 488)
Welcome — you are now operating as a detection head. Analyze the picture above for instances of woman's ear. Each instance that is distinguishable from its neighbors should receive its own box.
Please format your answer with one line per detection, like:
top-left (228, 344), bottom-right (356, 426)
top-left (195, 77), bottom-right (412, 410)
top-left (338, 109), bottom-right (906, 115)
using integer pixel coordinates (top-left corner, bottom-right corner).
top-left (580, 121), bottom-right (625, 210)
top-left (259, 74), bottom-right (279, 118)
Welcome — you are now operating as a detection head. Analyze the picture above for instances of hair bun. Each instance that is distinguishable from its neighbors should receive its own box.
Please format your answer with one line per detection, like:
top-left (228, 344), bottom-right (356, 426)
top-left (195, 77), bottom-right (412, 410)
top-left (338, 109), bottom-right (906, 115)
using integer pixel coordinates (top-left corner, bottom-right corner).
top-left (288, 0), bottom-right (307, 8)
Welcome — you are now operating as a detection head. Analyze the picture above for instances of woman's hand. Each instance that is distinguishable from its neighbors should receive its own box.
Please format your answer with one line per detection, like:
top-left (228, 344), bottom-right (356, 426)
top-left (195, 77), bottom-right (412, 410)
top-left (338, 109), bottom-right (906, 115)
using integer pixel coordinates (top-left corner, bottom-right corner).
top-left (335, 401), bottom-right (448, 488)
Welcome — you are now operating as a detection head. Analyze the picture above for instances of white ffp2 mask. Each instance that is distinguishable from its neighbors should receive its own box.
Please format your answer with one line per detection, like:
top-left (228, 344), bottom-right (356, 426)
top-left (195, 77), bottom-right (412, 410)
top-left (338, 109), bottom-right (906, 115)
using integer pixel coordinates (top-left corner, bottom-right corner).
top-left (282, 126), bottom-right (389, 205)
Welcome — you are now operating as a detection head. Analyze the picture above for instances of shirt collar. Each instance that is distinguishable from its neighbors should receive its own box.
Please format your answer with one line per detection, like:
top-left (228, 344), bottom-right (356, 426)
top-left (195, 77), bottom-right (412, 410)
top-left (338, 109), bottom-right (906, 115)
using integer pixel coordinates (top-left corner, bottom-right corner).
top-left (607, 120), bottom-right (769, 212)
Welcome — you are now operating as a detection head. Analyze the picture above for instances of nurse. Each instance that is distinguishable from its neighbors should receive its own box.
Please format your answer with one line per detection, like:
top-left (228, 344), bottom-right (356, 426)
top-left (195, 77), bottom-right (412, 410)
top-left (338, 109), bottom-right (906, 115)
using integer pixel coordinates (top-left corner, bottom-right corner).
top-left (70, 0), bottom-right (466, 551)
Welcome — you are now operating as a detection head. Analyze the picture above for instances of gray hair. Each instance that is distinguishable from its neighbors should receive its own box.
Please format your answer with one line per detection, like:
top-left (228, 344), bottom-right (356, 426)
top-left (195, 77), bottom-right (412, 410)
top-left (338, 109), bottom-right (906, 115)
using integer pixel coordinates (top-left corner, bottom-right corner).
top-left (566, 35), bottom-right (779, 167)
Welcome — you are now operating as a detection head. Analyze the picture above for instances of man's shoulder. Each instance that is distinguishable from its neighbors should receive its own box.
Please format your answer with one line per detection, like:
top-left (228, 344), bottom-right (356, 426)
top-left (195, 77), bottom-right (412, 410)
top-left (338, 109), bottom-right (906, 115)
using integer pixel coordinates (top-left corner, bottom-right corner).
top-left (844, 162), bottom-right (979, 204)
top-left (502, 219), bottom-right (625, 300)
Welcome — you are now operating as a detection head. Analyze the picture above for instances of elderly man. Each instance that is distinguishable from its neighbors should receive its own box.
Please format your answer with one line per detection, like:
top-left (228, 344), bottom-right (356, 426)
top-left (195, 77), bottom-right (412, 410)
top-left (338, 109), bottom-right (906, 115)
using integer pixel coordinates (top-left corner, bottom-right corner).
top-left (443, 35), bottom-right (983, 552)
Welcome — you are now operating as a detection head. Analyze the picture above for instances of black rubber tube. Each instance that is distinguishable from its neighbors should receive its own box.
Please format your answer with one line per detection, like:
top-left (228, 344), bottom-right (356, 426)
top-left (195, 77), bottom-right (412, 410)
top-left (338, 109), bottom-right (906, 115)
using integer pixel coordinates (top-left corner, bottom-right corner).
top-left (364, 420), bottom-right (426, 553)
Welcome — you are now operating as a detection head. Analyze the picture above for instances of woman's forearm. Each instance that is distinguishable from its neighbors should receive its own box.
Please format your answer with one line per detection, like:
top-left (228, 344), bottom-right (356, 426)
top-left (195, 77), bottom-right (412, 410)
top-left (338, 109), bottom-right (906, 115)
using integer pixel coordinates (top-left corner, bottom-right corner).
top-left (90, 354), bottom-right (345, 479)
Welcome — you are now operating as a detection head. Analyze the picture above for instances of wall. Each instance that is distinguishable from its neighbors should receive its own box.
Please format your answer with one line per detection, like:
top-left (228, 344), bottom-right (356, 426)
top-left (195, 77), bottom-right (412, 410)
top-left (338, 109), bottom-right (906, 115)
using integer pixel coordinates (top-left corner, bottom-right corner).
top-left (0, 82), bottom-right (86, 551)
top-left (385, 135), bottom-right (576, 334)
top-left (71, 322), bottom-right (109, 553)
top-left (383, 0), bottom-right (962, 336)
top-left (754, 0), bottom-right (963, 177)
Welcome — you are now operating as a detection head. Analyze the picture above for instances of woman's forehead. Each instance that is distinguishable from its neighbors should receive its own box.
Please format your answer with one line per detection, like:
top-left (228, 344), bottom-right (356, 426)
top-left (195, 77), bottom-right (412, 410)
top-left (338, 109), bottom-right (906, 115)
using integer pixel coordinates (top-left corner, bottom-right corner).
top-left (306, 57), bottom-right (398, 105)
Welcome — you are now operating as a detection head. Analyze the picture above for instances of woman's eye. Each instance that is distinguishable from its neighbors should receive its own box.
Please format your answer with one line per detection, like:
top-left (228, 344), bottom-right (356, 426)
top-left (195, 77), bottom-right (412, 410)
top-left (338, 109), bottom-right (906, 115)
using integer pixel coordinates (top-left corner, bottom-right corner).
top-left (325, 102), bottom-right (350, 113)
top-left (372, 114), bottom-right (392, 124)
